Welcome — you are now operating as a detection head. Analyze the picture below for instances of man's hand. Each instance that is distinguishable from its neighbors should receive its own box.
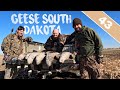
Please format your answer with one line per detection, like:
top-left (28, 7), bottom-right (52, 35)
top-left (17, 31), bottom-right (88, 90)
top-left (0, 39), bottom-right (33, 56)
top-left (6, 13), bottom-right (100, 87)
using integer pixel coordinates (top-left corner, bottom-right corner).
top-left (3, 54), bottom-right (12, 61)
top-left (73, 52), bottom-right (77, 56)
top-left (23, 37), bottom-right (33, 42)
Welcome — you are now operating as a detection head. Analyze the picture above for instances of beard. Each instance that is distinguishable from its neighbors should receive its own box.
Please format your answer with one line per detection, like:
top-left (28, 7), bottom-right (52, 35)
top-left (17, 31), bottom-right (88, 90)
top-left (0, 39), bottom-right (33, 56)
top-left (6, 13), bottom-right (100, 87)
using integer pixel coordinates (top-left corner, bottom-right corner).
top-left (75, 27), bottom-right (82, 32)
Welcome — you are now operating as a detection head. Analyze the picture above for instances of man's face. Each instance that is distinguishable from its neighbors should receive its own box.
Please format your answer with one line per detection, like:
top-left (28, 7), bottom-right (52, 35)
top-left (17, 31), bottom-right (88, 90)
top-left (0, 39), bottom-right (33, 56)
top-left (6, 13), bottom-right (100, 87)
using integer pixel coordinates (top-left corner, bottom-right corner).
top-left (73, 24), bottom-right (82, 32)
top-left (17, 29), bottom-right (24, 37)
top-left (52, 30), bottom-right (59, 38)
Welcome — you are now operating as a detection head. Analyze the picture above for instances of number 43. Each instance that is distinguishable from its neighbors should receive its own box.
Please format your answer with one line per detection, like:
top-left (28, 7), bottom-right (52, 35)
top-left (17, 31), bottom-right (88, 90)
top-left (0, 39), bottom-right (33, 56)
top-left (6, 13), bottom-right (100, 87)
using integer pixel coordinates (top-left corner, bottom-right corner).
top-left (98, 17), bottom-right (112, 29)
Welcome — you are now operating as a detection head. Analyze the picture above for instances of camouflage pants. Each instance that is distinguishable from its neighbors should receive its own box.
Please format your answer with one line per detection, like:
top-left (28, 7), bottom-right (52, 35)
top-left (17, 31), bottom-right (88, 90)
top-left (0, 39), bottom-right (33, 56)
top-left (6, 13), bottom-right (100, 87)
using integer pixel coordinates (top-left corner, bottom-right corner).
top-left (4, 64), bottom-right (18, 79)
top-left (76, 55), bottom-right (100, 79)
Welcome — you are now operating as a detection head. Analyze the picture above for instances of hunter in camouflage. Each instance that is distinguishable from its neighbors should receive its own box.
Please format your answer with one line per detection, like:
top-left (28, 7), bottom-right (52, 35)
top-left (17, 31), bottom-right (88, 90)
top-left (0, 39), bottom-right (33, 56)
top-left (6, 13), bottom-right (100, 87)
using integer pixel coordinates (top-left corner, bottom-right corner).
top-left (1, 31), bottom-right (24, 60)
top-left (1, 26), bottom-right (32, 79)
top-left (65, 18), bottom-right (103, 79)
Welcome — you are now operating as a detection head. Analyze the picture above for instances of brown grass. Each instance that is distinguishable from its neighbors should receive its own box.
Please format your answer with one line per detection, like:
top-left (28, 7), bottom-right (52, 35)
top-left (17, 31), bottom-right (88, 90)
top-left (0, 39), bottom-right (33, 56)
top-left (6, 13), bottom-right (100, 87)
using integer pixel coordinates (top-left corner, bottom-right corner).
top-left (99, 48), bottom-right (120, 79)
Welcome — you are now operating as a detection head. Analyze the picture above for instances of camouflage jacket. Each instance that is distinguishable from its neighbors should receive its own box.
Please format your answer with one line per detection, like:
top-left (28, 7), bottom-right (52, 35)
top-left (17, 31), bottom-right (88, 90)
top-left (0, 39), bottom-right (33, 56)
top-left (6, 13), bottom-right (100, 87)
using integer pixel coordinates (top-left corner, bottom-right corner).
top-left (75, 26), bottom-right (103, 57)
top-left (44, 34), bottom-right (66, 53)
top-left (1, 33), bottom-right (24, 58)
top-left (65, 26), bottom-right (103, 57)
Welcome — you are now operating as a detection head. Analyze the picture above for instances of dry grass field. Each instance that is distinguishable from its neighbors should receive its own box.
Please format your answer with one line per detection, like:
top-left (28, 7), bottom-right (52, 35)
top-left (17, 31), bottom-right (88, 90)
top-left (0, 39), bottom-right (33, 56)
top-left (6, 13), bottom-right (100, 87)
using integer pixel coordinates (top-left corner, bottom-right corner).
top-left (99, 48), bottom-right (120, 79)
top-left (0, 48), bottom-right (120, 79)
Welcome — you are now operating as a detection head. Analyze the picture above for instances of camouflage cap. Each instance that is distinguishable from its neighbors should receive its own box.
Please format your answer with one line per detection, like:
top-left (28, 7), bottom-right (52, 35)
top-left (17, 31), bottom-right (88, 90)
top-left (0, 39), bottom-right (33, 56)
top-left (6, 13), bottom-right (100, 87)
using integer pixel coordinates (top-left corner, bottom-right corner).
top-left (17, 26), bottom-right (25, 31)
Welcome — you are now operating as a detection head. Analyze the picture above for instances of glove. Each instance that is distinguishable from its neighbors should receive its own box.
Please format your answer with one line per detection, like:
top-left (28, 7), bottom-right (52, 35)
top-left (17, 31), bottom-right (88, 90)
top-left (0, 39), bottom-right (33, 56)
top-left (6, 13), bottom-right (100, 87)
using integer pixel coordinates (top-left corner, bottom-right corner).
top-left (3, 54), bottom-right (12, 62)
top-left (95, 55), bottom-right (103, 64)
